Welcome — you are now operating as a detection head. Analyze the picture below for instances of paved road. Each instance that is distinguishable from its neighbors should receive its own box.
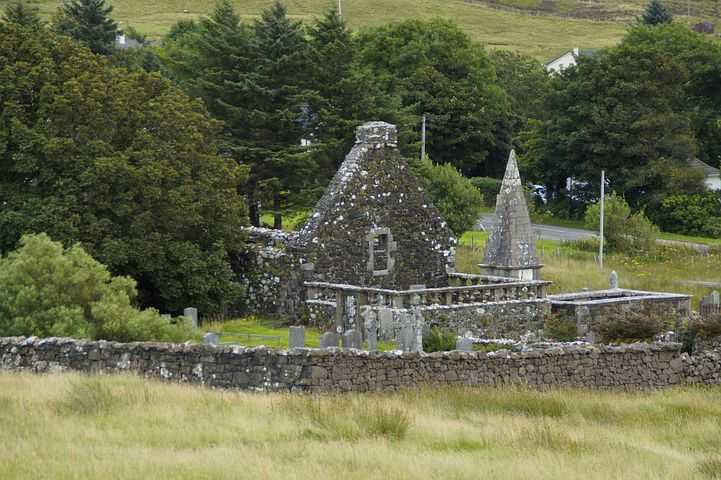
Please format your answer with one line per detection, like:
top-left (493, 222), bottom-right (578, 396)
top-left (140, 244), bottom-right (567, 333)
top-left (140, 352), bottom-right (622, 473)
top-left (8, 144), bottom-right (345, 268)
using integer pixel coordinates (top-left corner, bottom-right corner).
top-left (475, 214), bottom-right (596, 242)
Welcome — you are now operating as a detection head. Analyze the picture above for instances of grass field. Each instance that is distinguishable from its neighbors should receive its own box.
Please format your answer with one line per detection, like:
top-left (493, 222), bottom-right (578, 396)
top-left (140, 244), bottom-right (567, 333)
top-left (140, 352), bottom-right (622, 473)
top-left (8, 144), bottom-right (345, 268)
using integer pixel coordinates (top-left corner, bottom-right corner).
top-left (5, 0), bottom-right (629, 59)
top-left (1, 372), bottom-right (720, 479)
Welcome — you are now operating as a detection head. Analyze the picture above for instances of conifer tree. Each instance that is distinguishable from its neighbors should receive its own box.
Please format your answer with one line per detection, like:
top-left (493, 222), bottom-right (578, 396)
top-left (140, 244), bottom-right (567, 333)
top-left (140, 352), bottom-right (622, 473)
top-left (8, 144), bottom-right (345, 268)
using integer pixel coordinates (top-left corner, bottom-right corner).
top-left (54, 0), bottom-right (118, 55)
top-left (640, 0), bottom-right (673, 26)
top-left (2, 1), bottom-right (43, 30)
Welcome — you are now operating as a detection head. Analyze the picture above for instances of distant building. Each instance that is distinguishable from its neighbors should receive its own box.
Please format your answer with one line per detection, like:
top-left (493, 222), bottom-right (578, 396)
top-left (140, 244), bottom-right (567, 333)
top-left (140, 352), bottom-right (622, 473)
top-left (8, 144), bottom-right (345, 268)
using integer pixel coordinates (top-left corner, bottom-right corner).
top-left (544, 48), bottom-right (599, 74)
top-left (115, 33), bottom-right (141, 50)
top-left (688, 158), bottom-right (721, 191)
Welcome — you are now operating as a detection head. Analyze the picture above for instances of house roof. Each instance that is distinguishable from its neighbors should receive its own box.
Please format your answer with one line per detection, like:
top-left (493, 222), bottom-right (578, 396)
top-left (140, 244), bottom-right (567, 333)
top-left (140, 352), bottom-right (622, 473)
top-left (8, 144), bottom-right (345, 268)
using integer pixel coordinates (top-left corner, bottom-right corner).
top-left (688, 157), bottom-right (721, 176)
top-left (544, 48), bottom-right (600, 67)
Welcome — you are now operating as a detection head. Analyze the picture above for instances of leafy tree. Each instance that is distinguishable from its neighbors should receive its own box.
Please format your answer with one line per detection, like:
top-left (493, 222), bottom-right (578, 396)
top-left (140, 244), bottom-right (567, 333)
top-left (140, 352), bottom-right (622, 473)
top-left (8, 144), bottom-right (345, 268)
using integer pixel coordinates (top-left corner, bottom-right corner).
top-left (526, 42), bottom-right (700, 210)
top-left (585, 193), bottom-right (658, 255)
top-left (0, 23), bottom-right (247, 314)
top-left (640, 0), bottom-right (673, 26)
top-left (53, 0), bottom-right (118, 55)
top-left (0, 234), bottom-right (197, 342)
top-left (489, 50), bottom-right (549, 146)
top-left (622, 25), bottom-right (721, 167)
top-left (2, 1), bottom-right (43, 29)
top-left (355, 19), bottom-right (511, 177)
top-left (413, 156), bottom-right (484, 235)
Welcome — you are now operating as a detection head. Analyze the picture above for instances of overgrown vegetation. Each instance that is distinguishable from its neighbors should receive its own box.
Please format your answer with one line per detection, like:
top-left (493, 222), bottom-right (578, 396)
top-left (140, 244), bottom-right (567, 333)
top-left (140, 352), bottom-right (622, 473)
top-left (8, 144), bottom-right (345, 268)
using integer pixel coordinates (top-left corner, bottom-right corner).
top-left (2, 373), bottom-right (721, 479)
top-left (597, 310), bottom-right (666, 343)
top-left (422, 327), bottom-right (457, 352)
top-left (0, 234), bottom-right (198, 342)
top-left (543, 313), bottom-right (578, 341)
top-left (585, 193), bottom-right (658, 255)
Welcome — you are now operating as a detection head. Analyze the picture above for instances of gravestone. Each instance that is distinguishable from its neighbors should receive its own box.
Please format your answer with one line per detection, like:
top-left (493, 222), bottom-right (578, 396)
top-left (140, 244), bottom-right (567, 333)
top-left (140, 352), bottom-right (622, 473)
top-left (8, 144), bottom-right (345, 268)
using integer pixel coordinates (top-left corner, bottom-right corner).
top-left (700, 290), bottom-right (720, 318)
top-left (289, 326), bottom-right (305, 349)
top-left (183, 307), bottom-right (198, 328)
top-left (342, 329), bottom-right (362, 349)
top-left (362, 306), bottom-right (378, 352)
top-left (609, 271), bottom-right (619, 289)
top-left (456, 337), bottom-right (473, 352)
top-left (377, 307), bottom-right (394, 341)
top-left (320, 331), bottom-right (340, 349)
top-left (397, 309), bottom-right (423, 352)
top-left (203, 332), bottom-right (219, 346)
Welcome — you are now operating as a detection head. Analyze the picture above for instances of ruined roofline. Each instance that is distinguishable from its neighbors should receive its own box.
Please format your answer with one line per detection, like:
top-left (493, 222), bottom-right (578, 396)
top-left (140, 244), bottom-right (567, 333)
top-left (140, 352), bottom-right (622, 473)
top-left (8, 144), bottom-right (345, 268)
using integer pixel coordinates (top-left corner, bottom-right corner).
top-left (294, 121), bottom-right (400, 248)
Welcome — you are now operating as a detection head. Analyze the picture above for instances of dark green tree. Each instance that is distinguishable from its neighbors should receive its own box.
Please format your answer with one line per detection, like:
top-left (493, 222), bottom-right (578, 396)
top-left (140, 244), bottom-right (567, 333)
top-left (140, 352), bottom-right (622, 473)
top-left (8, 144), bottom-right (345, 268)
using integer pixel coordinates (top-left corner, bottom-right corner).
top-left (355, 19), bottom-right (511, 177)
top-left (526, 42), bottom-right (700, 211)
top-left (53, 0), bottom-right (118, 55)
top-left (2, 1), bottom-right (43, 29)
top-left (489, 50), bottom-right (549, 149)
top-left (640, 0), bottom-right (673, 26)
top-left (0, 23), bottom-right (248, 314)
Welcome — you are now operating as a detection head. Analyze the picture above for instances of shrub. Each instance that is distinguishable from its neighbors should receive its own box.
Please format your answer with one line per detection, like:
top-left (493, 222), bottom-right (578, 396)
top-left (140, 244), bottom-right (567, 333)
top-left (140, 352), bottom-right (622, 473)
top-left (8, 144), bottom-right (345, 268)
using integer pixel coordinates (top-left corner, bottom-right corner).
top-left (585, 193), bottom-right (659, 255)
top-left (470, 176), bottom-right (502, 207)
top-left (597, 310), bottom-right (665, 343)
top-left (423, 327), bottom-right (457, 352)
top-left (543, 314), bottom-right (577, 341)
top-left (414, 157), bottom-right (484, 235)
top-left (0, 234), bottom-right (198, 342)
top-left (691, 314), bottom-right (721, 340)
top-left (650, 191), bottom-right (721, 238)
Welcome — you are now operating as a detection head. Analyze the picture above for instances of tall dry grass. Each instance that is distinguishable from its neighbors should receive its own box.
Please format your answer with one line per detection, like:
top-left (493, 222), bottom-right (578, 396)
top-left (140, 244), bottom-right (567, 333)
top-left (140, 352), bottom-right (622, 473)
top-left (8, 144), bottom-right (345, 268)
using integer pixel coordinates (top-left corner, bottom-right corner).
top-left (1, 373), bottom-right (720, 479)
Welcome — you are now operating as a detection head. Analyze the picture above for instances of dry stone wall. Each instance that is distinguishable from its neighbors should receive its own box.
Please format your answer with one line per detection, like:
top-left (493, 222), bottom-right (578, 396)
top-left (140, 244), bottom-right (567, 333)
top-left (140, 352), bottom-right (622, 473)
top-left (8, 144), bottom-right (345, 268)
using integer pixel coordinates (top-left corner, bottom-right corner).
top-left (2, 337), bottom-right (720, 392)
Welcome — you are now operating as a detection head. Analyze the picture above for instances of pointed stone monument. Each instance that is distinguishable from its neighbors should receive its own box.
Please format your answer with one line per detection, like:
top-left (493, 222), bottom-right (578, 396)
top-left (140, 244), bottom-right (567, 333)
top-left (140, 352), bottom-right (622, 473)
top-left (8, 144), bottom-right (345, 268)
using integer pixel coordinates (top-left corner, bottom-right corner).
top-left (479, 150), bottom-right (542, 280)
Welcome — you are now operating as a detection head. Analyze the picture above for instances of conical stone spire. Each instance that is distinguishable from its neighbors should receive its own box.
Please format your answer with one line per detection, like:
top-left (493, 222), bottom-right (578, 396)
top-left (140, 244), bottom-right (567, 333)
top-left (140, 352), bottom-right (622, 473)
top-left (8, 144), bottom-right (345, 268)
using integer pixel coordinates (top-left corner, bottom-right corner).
top-left (479, 150), bottom-right (542, 280)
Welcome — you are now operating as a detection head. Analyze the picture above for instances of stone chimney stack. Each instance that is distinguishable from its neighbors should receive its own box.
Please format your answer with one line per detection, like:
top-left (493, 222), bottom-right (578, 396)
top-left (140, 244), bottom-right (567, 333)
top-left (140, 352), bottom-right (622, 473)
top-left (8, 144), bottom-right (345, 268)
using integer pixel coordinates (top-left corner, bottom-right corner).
top-left (479, 150), bottom-right (542, 280)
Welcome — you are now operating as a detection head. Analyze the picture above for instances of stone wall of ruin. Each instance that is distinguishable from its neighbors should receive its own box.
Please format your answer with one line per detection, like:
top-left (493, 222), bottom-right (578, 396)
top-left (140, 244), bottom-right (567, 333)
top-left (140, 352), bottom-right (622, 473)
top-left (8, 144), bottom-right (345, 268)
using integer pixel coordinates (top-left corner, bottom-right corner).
top-left (2, 337), bottom-right (720, 392)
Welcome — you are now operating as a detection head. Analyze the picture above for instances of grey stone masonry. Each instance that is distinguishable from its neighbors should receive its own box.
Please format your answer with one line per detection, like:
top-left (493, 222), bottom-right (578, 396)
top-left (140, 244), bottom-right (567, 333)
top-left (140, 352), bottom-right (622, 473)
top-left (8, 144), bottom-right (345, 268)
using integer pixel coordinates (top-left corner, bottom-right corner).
top-left (2, 337), bottom-right (720, 393)
top-left (289, 326), bottom-right (305, 349)
top-left (480, 150), bottom-right (541, 281)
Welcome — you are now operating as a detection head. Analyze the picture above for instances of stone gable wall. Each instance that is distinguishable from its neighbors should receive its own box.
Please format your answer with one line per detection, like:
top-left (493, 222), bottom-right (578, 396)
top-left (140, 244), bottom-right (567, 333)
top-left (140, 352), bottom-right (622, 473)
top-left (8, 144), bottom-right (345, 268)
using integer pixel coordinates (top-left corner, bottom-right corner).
top-left (2, 337), bottom-right (720, 392)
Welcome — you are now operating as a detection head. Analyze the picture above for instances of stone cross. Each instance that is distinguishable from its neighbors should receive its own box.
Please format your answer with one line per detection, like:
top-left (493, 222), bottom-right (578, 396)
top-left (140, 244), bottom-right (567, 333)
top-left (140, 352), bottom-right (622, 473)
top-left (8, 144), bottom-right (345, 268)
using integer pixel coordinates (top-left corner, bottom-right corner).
top-left (183, 307), bottom-right (198, 329)
top-left (609, 271), bottom-right (619, 289)
top-left (288, 326), bottom-right (305, 349)
top-left (202, 332), bottom-right (219, 346)
top-left (456, 337), bottom-right (473, 352)
top-left (342, 329), bottom-right (362, 349)
top-left (320, 332), bottom-right (340, 349)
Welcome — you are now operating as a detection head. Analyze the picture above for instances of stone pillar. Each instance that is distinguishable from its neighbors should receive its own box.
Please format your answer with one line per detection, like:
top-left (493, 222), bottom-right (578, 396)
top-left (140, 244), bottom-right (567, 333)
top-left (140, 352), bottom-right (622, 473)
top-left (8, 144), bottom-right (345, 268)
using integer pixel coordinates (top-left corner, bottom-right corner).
top-left (183, 307), bottom-right (198, 328)
top-left (609, 271), bottom-right (619, 289)
top-left (289, 326), bottom-right (305, 349)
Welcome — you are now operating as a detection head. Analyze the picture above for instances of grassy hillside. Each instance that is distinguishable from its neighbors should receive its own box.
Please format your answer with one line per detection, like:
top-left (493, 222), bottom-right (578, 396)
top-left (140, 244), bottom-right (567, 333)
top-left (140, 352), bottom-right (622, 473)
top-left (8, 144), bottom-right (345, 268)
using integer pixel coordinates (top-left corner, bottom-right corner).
top-left (1, 373), bottom-right (720, 479)
top-left (5, 0), bottom-right (631, 59)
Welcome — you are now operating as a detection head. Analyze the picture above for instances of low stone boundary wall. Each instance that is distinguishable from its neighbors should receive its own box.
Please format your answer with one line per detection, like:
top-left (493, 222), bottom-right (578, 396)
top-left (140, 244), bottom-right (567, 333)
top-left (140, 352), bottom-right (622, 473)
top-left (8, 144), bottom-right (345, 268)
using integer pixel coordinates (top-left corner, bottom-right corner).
top-left (1, 337), bottom-right (720, 392)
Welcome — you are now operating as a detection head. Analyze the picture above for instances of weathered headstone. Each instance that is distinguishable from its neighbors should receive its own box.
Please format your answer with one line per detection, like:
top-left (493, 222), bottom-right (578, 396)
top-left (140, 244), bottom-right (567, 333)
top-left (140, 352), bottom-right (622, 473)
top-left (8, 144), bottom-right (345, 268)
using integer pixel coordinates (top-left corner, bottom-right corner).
top-left (203, 332), bottom-right (219, 346)
top-left (362, 306), bottom-right (378, 352)
top-left (609, 271), bottom-right (619, 289)
top-left (456, 337), bottom-right (473, 352)
top-left (320, 331), bottom-right (340, 349)
top-left (397, 309), bottom-right (423, 353)
top-left (342, 329), bottom-right (362, 349)
top-left (377, 307), bottom-right (394, 341)
top-left (289, 326), bottom-right (305, 349)
top-left (183, 307), bottom-right (198, 328)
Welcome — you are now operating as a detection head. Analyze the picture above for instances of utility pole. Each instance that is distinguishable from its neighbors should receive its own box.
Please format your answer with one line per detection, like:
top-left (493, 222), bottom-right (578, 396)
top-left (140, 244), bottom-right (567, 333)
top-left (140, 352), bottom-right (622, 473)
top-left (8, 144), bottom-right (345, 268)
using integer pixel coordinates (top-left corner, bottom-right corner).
top-left (599, 170), bottom-right (605, 270)
top-left (338, 0), bottom-right (342, 17)
top-left (420, 115), bottom-right (426, 160)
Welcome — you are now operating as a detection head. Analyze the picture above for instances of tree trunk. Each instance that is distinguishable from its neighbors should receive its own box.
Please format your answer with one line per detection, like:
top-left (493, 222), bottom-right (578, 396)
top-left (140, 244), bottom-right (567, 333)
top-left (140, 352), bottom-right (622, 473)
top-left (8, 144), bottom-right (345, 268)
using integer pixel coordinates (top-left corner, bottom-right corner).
top-left (247, 189), bottom-right (260, 227)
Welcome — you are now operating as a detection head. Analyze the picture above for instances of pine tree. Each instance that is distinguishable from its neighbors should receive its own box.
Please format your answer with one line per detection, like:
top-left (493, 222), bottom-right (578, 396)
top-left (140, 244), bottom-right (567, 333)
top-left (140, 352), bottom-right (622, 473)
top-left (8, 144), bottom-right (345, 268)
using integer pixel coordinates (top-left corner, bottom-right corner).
top-left (54, 0), bottom-right (118, 55)
top-left (640, 0), bottom-right (673, 26)
top-left (2, 1), bottom-right (43, 30)
top-left (233, 1), bottom-right (318, 228)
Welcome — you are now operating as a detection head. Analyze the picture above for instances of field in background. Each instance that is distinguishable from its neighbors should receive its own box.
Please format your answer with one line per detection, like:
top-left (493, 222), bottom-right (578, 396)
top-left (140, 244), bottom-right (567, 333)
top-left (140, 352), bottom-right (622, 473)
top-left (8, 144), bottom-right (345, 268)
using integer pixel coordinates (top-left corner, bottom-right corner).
top-left (1, 372), bottom-right (720, 479)
top-left (458, 231), bottom-right (721, 307)
top-left (3, 0), bottom-right (629, 59)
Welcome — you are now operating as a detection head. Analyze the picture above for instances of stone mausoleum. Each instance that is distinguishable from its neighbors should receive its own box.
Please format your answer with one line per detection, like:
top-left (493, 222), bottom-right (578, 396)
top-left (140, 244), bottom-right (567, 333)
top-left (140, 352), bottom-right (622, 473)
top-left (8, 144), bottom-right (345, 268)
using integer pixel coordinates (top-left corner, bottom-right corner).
top-left (240, 121), bottom-right (551, 346)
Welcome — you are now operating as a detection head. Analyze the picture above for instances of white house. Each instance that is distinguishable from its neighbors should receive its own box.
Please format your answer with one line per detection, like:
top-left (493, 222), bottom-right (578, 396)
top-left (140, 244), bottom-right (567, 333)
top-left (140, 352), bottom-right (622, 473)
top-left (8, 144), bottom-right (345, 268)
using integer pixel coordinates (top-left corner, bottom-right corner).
top-left (544, 48), bottom-right (599, 74)
top-left (688, 158), bottom-right (721, 191)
